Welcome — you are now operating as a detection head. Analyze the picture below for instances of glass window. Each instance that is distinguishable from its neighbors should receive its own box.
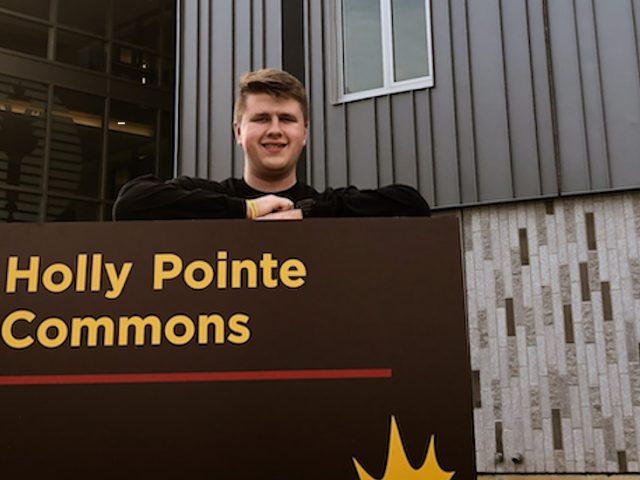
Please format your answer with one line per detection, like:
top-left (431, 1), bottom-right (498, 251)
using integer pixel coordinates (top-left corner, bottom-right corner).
top-left (0, 12), bottom-right (48, 58)
top-left (0, 0), bottom-right (48, 19)
top-left (341, 0), bottom-right (383, 94)
top-left (46, 196), bottom-right (100, 222)
top-left (56, 29), bottom-right (107, 72)
top-left (58, 0), bottom-right (107, 35)
top-left (111, 44), bottom-right (158, 85)
top-left (391, 0), bottom-right (429, 81)
top-left (113, 0), bottom-right (161, 50)
top-left (50, 88), bottom-right (105, 198)
top-left (158, 109), bottom-right (173, 179)
top-left (107, 100), bottom-right (156, 199)
top-left (336, 0), bottom-right (433, 101)
top-left (161, 3), bottom-right (175, 56)
top-left (0, 190), bottom-right (41, 222)
top-left (0, 74), bottom-right (47, 189)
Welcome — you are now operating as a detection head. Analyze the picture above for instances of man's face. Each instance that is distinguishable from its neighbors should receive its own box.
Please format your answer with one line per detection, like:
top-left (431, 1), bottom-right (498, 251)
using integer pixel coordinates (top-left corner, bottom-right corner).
top-left (235, 93), bottom-right (307, 182)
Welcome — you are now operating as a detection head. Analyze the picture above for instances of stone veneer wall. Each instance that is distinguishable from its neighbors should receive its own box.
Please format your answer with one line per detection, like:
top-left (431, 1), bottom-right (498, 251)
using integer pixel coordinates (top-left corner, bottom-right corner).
top-left (462, 192), bottom-right (640, 473)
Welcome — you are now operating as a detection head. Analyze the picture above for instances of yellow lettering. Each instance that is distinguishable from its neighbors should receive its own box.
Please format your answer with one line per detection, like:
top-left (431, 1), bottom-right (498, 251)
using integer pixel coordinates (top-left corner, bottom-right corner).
top-left (216, 250), bottom-right (228, 288)
top-left (280, 259), bottom-right (306, 288)
top-left (91, 253), bottom-right (102, 291)
top-left (260, 253), bottom-right (278, 288)
top-left (227, 313), bottom-right (251, 344)
top-left (184, 260), bottom-right (214, 290)
top-left (154, 254), bottom-right (182, 290)
top-left (105, 262), bottom-right (133, 299)
top-left (118, 315), bottom-right (162, 346)
top-left (6, 256), bottom-right (39, 293)
top-left (165, 314), bottom-right (196, 345)
top-left (42, 263), bottom-right (73, 293)
top-left (231, 259), bottom-right (257, 288)
top-left (36, 317), bottom-right (68, 348)
top-left (76, 254), bottom-right (87, 291)
top-left (197, 314), bottom-right (226, 344)
top-left (71, 316), bottom-right (115, 347)
top-left (1, 309), bottom-right (35, 349)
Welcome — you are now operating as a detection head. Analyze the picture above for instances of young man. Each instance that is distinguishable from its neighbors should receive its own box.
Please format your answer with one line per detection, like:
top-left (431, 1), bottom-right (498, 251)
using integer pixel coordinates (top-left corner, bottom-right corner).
top-left (112, 69), bottom-right (430, 220)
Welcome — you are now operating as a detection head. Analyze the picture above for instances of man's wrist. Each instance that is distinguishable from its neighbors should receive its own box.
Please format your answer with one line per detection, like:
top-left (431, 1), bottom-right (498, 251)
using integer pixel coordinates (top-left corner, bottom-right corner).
top-left (246, 199), bottom-right (259, 219)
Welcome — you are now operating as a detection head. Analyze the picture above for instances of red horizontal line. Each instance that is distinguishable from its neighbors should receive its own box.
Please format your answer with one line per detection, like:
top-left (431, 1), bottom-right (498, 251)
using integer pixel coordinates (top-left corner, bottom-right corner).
top-left (0, 368), bottom-right (392, 386)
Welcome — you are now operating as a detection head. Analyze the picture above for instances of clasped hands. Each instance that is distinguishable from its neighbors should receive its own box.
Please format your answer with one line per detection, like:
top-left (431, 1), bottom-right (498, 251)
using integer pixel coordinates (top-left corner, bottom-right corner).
top-left (246, 195), bottom-right (303, 221)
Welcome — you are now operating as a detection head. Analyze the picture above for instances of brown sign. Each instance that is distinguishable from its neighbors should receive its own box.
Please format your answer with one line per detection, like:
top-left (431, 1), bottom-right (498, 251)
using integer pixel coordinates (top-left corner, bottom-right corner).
top-left (0, 217), bottom-right (474, 479)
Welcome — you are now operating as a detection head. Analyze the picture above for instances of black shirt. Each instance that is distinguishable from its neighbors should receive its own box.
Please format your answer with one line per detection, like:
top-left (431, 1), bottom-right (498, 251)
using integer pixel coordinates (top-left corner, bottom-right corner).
top-left (112, 174), bottom-right (430, 220)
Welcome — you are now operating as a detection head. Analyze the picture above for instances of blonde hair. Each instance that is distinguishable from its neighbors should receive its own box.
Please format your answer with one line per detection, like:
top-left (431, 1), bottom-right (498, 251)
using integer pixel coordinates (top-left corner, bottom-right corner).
top-left (234, 68), bottom-right (308, 124)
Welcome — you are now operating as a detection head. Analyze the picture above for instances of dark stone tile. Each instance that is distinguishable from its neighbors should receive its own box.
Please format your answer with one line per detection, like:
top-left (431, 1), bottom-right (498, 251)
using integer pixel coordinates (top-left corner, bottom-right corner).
top-left (552, 408), bottom-right (563, 450)
top-left (580, 263), bottom-right (591, 301)
top-left (586, 212), bottom-right (597, 250)
top-left (472, 370), bottom-right (481, 408)
top-left (545, 200), bottom-right (555, 215)
top-left (618, 451), bottom-right (628, 473)
top-left (506, 298), bottom-right (516, 337)
top-left (519, 228), bottom-right (530, 266)
top-left (563, 305), bottom-right (575, 343)
top-left (495, 421), bottom-right (504, 454)
top-left (602, 281), bottom-right (613, 321)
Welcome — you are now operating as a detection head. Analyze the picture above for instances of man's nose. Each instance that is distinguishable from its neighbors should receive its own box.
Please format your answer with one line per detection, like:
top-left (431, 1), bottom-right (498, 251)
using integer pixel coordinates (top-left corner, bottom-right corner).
top-left (266, 117), bottom-right (283, 135)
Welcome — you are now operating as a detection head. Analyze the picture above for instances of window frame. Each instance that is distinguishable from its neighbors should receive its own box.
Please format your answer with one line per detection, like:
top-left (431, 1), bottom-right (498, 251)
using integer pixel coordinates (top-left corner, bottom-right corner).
top-left (333, 0), bottom-right (434, 103)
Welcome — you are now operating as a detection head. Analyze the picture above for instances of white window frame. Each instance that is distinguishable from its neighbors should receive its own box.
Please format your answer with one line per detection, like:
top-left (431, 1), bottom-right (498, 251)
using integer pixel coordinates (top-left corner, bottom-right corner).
top-left (332, 0), bottom-right (434, 103)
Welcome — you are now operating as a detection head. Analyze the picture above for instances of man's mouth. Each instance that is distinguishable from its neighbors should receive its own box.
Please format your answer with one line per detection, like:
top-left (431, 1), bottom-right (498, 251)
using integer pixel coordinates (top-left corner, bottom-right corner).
top-left (261, 143), bottom-right (287, 153)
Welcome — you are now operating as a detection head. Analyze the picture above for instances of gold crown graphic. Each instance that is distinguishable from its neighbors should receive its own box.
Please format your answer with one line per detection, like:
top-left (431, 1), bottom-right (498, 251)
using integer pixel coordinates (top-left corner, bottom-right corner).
top-left (353, 416), bottom-right (455, 480)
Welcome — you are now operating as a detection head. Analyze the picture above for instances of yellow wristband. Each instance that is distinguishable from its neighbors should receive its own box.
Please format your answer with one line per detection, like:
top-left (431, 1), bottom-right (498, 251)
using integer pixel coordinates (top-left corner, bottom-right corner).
top-left (246, 200), bottom-right (258, 219)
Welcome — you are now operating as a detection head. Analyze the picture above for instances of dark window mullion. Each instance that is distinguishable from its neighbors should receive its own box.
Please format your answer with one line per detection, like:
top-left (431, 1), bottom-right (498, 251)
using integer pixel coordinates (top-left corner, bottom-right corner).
top-left (39, 83), bottom-right (54, 222)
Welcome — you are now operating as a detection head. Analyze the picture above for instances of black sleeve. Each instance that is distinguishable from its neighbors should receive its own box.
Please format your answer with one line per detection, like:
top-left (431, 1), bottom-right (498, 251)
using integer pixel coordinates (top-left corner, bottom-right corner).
top-left (305, 184), bottom-right (431, 218)
top-left (112, 174), bottom-right (247, 220)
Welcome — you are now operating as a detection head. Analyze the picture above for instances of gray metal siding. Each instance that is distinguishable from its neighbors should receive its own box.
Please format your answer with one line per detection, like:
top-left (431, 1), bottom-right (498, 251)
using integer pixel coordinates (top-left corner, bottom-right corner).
top-left (305, 0), bottom-right (561, 208)
top-left (177, 0), bottom-right (282, 178)
top-left (305, 0), bottom-right (640, 208)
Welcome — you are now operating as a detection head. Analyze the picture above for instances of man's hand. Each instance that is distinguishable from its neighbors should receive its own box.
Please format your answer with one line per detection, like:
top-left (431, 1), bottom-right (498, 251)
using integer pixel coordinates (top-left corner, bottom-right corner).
top-left (256, 209), bottom-right (303, 221)
top-left (246, 195), bottom-right (294, 219)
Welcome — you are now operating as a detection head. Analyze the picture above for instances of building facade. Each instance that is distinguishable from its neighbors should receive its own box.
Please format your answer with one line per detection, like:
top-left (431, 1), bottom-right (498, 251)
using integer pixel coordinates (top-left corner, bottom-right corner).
top-left (177, 0), bottom-right (640, 475)
top-left (0, 0), bottom-right (176, 221)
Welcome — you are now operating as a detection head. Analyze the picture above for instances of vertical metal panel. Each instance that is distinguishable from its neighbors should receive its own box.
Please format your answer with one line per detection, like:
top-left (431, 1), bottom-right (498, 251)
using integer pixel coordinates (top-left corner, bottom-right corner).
top-left (233, 0), bottom-right (253, 177)
top-left (467, 0), bottom-right (512, 201)
top-left (450, 0), bottom-right (478, 204)
top-left (526, 0), bottom-right (558, 196)
top-left (307, 0), bottom-right (326, 189)
top-left (390, 92), bottom-right (418, 186)
top-left (501, 0), bottom-right (541, 198)
top-left (252, 0), bottom-right (265, 69)
top-left (177, 0), bottom-right (198, 175)
top-left (547, 0), bottom-right (591, 193)
top-left (413, 90), bottom-right (435, 206)
top-left (196, 0), bottom-right (209, 178)
top-left (375, 96), bottom-right (395, 186)
top-left (209, 1), bottom-right (233, 179)
top-left (346, 101), bottom-right (377, 188)
top-left (264, 0), bottom-right (282, 68)
top-left (322, 0), bottom-right (347, 186)
top-left (430, 0), bottom-right (460, 206)
top-left (574, 0), bottom-right (609, 190)
top-left (593, 0), bottom-right (640, 188)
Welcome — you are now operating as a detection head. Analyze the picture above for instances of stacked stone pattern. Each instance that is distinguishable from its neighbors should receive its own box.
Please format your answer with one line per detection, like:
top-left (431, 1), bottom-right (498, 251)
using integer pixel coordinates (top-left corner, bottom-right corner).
top-left (464, 193), bottom-right (640, 473)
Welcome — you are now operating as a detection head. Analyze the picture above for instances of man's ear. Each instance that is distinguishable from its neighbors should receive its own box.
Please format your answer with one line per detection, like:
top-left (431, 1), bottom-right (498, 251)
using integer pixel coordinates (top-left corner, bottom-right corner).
top-left (303, 122), bottom-right (309, 146)
top-left (234, 122), bottom-right (242, 144)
